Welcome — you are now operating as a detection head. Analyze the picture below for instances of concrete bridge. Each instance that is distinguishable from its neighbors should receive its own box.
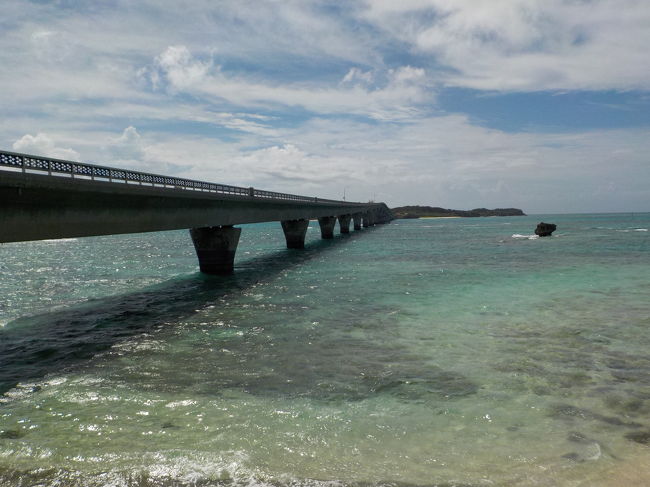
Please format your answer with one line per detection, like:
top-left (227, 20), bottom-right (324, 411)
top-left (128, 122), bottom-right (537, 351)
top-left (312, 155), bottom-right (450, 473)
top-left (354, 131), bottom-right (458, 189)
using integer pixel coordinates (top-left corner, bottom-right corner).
top-left (0, 150), bottom-right (393, 274)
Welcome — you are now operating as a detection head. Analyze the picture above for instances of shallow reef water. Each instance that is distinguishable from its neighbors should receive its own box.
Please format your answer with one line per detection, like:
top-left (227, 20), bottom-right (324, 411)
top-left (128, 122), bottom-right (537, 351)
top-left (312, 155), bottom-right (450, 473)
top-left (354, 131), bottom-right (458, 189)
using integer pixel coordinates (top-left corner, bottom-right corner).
top-left (1, 213), bottom-right (649, 486)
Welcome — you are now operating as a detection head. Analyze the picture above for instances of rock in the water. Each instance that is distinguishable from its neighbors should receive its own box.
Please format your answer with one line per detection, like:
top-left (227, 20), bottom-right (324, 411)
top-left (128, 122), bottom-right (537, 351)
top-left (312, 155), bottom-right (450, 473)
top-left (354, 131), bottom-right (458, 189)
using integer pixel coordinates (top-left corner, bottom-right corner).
top-left (625, 431), bottom-right (650, 445)
top-left (535, 222), bottom-right (557, 237)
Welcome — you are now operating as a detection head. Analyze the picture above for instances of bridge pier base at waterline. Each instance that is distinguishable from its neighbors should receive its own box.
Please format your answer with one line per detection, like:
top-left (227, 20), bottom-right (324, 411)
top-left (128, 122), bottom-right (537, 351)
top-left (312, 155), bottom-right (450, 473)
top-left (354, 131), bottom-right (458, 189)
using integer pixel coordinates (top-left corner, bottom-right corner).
top-left (353, 214), bottom-right (363, 230)
top-left (281, 219), bottom-right (310, 249)
top-left (318, 216), bottom-right (337, 239)
top-left (338, 214), bottom-right (352, 234)
top-left (189, 226), bottom-right (242, 275)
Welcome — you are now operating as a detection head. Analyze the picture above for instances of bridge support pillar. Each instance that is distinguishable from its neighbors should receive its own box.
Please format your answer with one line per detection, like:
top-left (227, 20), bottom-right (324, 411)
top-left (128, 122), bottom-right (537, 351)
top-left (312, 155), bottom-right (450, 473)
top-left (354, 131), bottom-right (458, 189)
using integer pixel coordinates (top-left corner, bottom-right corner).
top-left (363, 213), bottom-right (372, 228)
top-left (318, 216), bottom-right (337, 239)
top-left (281, 219), bottom-right (310, 249)
top-left (338, 214), bottom-right (351, 234)
top-left (353, 213), bottom-right (362, 230)
top-left (189, 226), bottom-right (241, 275)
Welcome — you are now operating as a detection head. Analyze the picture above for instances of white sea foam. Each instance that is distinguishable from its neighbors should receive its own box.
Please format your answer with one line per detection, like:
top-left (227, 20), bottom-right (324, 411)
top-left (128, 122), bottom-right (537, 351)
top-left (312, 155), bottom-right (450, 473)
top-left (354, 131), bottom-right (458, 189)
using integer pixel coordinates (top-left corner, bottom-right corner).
top-left (165, 399), bottom-right (198, 409)
top-left (634, 228), bottom-right (648, 232)
top-left (584, 442), bottom-right (602, 461)
top-left (41, 238), bottom-right (79, 243)
top-left (512, 234), bottom-right (539, 240)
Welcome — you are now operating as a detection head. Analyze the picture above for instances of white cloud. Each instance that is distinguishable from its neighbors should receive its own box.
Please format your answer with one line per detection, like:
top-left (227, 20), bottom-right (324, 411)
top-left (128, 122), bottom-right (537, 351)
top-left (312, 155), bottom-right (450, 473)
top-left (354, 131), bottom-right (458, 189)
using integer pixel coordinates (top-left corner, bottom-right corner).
top-left (107, 126), bottom-right (145, 162)
top-left (264, 115), bottom-right (650, 212)
top-left (101, 126), bottom-right (196, 175)
top-left (153, 46), bottom-right (212, 92)
top-left (12, 133), bottom-right (81, 161)
top-left (341, 68), bottom-right (374, 87)
top-left (232, 144), bottom-right (356, 188)
top-left (145, 46), bottom-right (432, 120)
top-left (361, 0), bottom-right (650, 91)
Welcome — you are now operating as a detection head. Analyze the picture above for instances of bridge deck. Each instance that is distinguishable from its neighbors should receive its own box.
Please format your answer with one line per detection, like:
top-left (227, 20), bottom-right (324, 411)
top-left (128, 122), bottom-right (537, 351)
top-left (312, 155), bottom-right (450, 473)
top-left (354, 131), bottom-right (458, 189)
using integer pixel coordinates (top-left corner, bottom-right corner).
top-left (0, 150), bottom-right (390, 244)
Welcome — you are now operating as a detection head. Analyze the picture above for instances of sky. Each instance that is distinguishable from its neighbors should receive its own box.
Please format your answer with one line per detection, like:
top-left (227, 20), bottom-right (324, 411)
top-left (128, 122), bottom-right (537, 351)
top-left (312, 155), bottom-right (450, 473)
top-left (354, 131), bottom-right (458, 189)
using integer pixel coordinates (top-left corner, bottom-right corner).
top-left (1, 0), bottom-right (649, 213)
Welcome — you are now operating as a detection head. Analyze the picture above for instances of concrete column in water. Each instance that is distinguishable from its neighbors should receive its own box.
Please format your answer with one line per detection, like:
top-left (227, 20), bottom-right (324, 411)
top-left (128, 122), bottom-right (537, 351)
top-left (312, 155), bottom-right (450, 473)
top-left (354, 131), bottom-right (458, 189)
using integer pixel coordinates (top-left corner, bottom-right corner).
top-left (189, 225), bottom-right (241, 275)
top-left (362, 213), bottom-right (371, 228)
top-left (318, 216), bottom-right (337, 239)
top-left (353, 213), bottom-right (362, 230)
top-left (281, 219), bottom-right (310, 249)
top-left (338, 214), bottom-right (352, 234)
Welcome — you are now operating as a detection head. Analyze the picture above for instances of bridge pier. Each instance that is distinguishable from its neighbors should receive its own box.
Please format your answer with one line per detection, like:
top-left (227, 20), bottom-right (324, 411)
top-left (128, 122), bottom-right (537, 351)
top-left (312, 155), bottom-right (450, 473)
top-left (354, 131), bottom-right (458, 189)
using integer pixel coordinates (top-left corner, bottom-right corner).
top-left (338, 214), bottom-right (351, 234)
top-left (318, 216), bottom-right (337, 239)
top-left (281, 219), bottom-right (310, 249)
top-left (363, 213), bottom-right (373, 228)
top-left (189, 225), bottom-right (241, 274)
top-left (353, 213), bottom-right (362, 230)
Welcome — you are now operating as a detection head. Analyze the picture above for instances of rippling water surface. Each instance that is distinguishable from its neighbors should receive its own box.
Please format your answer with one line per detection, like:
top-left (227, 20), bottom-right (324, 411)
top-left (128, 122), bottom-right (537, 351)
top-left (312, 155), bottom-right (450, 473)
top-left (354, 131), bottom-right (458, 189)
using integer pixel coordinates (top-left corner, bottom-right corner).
top-left (1, 214), bottom-right (649, 486)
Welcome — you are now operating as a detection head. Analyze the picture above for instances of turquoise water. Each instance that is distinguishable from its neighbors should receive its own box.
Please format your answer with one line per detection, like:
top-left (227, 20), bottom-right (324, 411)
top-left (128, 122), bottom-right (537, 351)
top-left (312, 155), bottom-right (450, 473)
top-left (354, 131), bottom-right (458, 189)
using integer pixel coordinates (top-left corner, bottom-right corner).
top-left (0, 214), bottom-right (649, 486)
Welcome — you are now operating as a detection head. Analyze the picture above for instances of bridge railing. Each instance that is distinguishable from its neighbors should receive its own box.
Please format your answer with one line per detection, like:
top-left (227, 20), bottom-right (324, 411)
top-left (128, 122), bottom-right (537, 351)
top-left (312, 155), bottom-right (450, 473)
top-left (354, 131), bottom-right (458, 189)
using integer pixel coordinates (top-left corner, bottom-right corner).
top-left (0, 150), bottom-right (351, 205)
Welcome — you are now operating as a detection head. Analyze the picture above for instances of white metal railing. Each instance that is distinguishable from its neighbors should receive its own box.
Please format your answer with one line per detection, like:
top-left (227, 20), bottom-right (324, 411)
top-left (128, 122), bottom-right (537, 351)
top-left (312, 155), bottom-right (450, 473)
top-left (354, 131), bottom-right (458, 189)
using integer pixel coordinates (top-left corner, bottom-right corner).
top-left (0, 149), bottom-right (357, 205)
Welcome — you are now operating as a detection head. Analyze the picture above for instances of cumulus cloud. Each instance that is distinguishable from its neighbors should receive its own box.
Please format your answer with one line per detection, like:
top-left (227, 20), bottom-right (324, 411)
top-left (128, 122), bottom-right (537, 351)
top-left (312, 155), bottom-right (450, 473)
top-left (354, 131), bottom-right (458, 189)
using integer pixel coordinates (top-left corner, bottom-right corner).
top-left (12, 133), bottom-right (81, 161)
top-left (152, 45), bottom-right (212, 92)
top-left (107, 126), bottom-right (145, 162)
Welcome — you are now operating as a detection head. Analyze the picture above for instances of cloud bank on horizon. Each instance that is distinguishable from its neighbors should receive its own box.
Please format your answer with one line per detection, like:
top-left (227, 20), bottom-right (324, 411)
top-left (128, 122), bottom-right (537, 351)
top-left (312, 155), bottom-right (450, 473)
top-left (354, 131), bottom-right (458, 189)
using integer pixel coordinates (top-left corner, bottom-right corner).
top-left (1, 0), bottom-right (648, 213)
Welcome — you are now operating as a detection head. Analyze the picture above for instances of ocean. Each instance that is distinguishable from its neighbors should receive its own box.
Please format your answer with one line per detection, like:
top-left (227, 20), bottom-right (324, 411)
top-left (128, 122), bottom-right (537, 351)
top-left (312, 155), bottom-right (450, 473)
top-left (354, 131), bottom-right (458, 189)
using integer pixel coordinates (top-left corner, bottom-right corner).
top-left (0, 213), bottom-right (649, 486)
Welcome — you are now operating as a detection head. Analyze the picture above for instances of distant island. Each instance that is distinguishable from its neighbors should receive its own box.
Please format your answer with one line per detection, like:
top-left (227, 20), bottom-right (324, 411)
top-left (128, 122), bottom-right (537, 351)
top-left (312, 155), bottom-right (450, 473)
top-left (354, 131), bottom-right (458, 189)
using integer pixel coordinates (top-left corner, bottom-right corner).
top-left (391, 206), bottom-right (526, 219)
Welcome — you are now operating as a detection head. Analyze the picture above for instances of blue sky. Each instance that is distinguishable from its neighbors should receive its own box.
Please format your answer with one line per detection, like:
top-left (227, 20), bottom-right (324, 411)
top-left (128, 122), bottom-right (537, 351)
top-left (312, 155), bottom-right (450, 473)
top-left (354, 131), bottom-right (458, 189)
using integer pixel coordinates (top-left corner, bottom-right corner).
top-left (1, 0), bottom-right (648, 213)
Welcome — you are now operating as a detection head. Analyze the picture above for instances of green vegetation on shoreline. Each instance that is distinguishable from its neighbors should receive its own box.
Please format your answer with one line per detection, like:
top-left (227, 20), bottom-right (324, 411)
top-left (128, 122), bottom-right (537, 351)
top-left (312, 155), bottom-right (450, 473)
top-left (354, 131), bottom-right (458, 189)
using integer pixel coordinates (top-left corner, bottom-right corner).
top-left (391, 206), bottom-right (526, 219)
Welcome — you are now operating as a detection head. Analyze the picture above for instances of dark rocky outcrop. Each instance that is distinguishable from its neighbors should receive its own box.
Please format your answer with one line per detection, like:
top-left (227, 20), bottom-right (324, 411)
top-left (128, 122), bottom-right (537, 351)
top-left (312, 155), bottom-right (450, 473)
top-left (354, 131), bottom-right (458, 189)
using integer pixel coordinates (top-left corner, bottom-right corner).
top-left (626, 431), bottom-right (650, 445)
top-left (535, 222), bottom-right (557, 237)
top-left (391, 206), bottom-right (526, 219)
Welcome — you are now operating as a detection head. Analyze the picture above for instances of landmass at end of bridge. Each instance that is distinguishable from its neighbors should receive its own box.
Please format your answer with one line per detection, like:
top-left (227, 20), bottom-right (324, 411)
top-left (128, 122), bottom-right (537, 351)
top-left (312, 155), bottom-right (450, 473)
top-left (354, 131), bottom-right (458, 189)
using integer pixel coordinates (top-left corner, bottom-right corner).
top-left (0, 149), bottom-right (394, 274)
